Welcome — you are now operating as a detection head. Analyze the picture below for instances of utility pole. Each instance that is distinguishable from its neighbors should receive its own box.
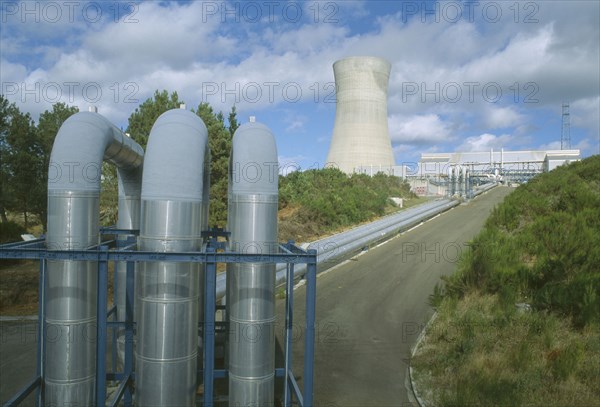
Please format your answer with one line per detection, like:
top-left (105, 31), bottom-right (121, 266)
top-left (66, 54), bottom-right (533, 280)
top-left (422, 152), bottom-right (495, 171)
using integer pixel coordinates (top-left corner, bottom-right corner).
top-left (561, 103), bottom-right (571, 150)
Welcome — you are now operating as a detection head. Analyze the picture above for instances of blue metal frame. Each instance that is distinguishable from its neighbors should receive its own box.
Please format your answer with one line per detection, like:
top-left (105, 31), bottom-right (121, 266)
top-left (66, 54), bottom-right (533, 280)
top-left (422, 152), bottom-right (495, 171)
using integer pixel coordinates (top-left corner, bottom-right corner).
top-left (1, 229), bottom-right (316, 407)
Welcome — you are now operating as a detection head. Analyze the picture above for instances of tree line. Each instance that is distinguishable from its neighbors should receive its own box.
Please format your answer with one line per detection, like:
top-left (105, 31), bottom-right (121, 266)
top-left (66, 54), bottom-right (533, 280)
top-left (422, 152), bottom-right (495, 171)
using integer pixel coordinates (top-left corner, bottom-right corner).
top-left (0, 90), bottom-right (238, 232)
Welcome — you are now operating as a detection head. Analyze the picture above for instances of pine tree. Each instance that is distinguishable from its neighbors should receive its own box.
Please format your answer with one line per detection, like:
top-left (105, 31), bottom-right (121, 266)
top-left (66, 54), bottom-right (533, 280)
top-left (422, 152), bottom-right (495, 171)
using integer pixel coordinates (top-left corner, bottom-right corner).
top-left (0, 95), bottom-right (12, 223)
top-left (2, 102), bottom-right (39, 228)
top-left (194, 103), bottom-right (234, 227)
top-left (228, 105), bottom-right (239, 138)
top-left (126, 90), bottom-right (183, 148)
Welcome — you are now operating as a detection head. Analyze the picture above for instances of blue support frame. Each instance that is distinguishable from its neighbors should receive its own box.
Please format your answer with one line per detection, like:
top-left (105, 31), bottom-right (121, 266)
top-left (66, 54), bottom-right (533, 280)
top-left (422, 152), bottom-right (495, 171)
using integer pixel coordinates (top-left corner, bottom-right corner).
top-left (0, 230), bottom-right (316, 407)
top-left (203, 246), bottom-right (217, 406)
top-left (36, 257), bottom-right (46, 407)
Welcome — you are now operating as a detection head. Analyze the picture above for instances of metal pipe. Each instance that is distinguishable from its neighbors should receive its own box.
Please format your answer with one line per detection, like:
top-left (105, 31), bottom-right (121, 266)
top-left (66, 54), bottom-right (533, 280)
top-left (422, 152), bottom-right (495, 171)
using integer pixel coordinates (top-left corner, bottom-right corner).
top-left (228, 122), bottom-right (278, 406)
top-left (115, 166), bottom-right (142, 369)
top-left (461, 166), bottom-right (466, 197)
top-left (215, 198), bottom-right (459, 300)
top-left (46, 111), bottom-right (143, 405)
top-left (199, 146), bottom-right (211, 346)
top-left (453, 166), bottom-right (458, 196)
top-left (135, 109), bottom-right (209, 406)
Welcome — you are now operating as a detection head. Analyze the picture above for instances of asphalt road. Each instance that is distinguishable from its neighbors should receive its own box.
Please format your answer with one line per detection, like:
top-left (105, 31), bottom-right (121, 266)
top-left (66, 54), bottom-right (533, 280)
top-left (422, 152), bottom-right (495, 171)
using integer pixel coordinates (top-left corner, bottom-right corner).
top-left (279, 186), bottom-right (513, 406)
top-left (0, 186), bottom-right (512, 406)
top-left (0, 317), bottom-right (38, 405)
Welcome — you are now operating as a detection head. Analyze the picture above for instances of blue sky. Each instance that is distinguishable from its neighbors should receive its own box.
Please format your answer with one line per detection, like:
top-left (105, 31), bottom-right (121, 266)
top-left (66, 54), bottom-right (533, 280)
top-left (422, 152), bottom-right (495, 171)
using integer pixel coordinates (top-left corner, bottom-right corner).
top-left (1, 0), bottom-right (599, 170)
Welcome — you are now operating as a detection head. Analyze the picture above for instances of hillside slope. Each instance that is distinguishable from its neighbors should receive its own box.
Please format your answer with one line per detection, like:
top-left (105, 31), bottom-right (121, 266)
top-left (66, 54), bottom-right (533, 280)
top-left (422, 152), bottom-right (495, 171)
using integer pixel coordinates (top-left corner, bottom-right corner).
top-left (412, 155), bottom-right (600, 406)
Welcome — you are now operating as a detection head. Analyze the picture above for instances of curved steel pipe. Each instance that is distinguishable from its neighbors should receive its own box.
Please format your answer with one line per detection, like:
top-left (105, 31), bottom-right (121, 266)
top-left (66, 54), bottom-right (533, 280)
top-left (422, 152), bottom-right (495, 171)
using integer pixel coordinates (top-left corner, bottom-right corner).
top-left (135, 109), bottom-right (209, 406)
top-left (46, 112), bottom-right (143, 405)
top-left (227, 122), bottom-right (279, 406)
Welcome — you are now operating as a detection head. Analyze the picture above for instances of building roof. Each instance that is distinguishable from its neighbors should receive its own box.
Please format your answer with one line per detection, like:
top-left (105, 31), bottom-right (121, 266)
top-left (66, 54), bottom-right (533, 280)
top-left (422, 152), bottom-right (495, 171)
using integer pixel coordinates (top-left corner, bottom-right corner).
top-left (421, 149), bottom-right (580, 164)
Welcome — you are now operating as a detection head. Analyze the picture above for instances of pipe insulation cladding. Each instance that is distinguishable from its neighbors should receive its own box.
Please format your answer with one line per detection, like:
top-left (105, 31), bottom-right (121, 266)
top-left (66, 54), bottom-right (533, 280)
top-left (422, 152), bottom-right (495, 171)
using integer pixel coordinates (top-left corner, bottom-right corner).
top-left (135, 109), bottom-right (210, 406)
top-left (227, 122), bottom-right (279, 405)
top-left (46, 112), bottom-right (143, 405)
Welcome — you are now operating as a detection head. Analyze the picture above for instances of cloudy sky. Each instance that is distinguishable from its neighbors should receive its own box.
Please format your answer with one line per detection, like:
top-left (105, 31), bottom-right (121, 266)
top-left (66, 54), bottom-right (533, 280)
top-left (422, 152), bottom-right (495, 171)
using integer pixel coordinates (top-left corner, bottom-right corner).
top-left (1, 0), bottom-right (599, 169)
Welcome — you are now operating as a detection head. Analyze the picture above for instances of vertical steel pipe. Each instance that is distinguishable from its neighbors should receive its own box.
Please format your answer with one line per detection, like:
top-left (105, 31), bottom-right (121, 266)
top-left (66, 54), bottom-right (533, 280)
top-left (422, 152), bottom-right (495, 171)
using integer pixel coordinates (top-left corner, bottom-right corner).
top-left (135, 109), bottom-right (209, 406)
top-left (228, 122), bottom-right (279, 405)
top-left (115, 166), bottom-right (142, 369)
top-left (46, 112), bottom-right (143, 405)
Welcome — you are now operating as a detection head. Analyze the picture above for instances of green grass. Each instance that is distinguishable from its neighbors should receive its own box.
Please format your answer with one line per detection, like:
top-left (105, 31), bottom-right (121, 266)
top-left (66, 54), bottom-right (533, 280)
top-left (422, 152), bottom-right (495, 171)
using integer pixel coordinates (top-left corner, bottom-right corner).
top-left (413, 292), bottom-right (600, 406)
top-left (414, 155), bottom-right (600, 406)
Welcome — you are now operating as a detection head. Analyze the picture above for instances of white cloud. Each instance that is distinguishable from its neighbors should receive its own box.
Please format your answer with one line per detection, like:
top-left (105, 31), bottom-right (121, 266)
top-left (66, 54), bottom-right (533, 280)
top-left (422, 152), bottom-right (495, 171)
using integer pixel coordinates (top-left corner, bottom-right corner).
top-left (538, 140), bottom-right (562, 151)
top-left (571, 97), bottom-right (600, 136)
top-left (278, 155), bottom-right (307, 175)
top-left (389, 114), bottom-right (454, 145)
top-left (0, 59), bottom-right (28, 83)
top-left (483, 106), bottom-right (524, 129)
top-left (264, 24), bottom-right (349, 55)
top-left (539, 138), bottom-right (592, 153)
top-left (457, 133), bottom-right (515, 152)
top-left (1, 0), bottom-right (598, 162)
top-left (281, 110), bottom-right (307, 133)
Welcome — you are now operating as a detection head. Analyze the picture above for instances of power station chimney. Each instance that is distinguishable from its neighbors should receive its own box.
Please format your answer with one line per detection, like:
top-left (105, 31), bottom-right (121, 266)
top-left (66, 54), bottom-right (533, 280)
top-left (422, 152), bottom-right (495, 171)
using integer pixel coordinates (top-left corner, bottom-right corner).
top-left (326, 56), bottom-right (395, 174)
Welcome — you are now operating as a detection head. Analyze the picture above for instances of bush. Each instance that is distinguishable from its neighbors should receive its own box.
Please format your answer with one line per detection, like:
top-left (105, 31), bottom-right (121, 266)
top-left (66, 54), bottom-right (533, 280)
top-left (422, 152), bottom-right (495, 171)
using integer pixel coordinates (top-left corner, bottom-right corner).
top-left (0, 220), bottom-right (25, 244)
top-left (442, 155), bottom-right (600, 328)
top-left (278, 168), bottom-right (416, 240)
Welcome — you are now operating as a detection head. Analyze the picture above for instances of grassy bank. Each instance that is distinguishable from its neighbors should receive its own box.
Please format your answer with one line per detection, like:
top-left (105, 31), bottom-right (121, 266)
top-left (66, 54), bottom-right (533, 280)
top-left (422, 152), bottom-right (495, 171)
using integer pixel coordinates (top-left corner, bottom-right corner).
top-left (278, 168), bottom-right (417, 241)
top-left (413, 292), bottom-right (600, 406)
top-left (412, 155), bottom-right (600, 406)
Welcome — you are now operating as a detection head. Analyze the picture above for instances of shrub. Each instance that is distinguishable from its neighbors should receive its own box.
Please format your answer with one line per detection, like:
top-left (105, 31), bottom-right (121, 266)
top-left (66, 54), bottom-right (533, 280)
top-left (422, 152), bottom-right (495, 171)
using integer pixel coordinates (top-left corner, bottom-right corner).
top-left (441, 156), bottom-right (600, 328)
top-left (278, 168), bottom-right (416, 240)
top-left (0, 220), bottom-right (25, 244)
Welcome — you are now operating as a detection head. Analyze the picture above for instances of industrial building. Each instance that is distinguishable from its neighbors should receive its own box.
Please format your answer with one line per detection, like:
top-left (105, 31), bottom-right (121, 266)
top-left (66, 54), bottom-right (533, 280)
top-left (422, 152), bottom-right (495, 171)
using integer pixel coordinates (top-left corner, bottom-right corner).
top-left (419, 149), bottom-right (581, 178)
top-left (353, 148), bottom-right (581, 197)
top-left (413, 149), bottom-right (581, 196)
top-left (326, 56), bottom-right (396, 173)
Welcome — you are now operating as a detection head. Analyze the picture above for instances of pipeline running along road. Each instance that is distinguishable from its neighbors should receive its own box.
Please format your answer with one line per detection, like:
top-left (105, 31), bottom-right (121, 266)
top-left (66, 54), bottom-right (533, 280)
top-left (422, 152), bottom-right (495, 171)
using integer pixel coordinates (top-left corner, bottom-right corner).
top-left (278, 186), bottom-right (513, 406)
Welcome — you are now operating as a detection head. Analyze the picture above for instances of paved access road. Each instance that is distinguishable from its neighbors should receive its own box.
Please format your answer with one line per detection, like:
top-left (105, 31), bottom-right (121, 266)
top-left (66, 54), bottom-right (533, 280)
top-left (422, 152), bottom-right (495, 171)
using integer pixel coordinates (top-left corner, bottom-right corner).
top-left (280, 186), bottom-right (513, 406)
top-left (0, 317), bottom-right (38, 405)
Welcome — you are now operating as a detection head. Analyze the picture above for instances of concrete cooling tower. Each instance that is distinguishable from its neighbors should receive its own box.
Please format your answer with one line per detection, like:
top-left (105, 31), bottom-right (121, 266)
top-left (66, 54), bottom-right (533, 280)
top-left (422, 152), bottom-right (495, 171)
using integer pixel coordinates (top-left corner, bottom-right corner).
top-left (326, 56), bottom-right (395, 174)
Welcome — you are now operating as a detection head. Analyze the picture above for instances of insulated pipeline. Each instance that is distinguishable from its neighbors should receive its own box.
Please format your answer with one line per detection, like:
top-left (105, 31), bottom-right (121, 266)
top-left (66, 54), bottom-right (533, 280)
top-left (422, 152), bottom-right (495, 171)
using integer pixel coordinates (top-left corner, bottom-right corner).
top-left (227, 122), bottom-right (279, 406)
top-left (46, 111), bottom-right (143, 405)
top-left (135, 109), bottom-right (209, 407)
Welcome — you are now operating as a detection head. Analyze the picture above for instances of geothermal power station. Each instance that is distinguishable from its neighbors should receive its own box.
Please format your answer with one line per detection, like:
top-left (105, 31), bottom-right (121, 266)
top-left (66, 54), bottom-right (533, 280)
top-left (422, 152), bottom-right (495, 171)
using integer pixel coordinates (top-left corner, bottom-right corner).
top-left (326, 56), bottom-right (396, 173)
top-left (0, 55), bottom-right (581, 407)
top-left (3, 56), bottom-right (405, 407)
